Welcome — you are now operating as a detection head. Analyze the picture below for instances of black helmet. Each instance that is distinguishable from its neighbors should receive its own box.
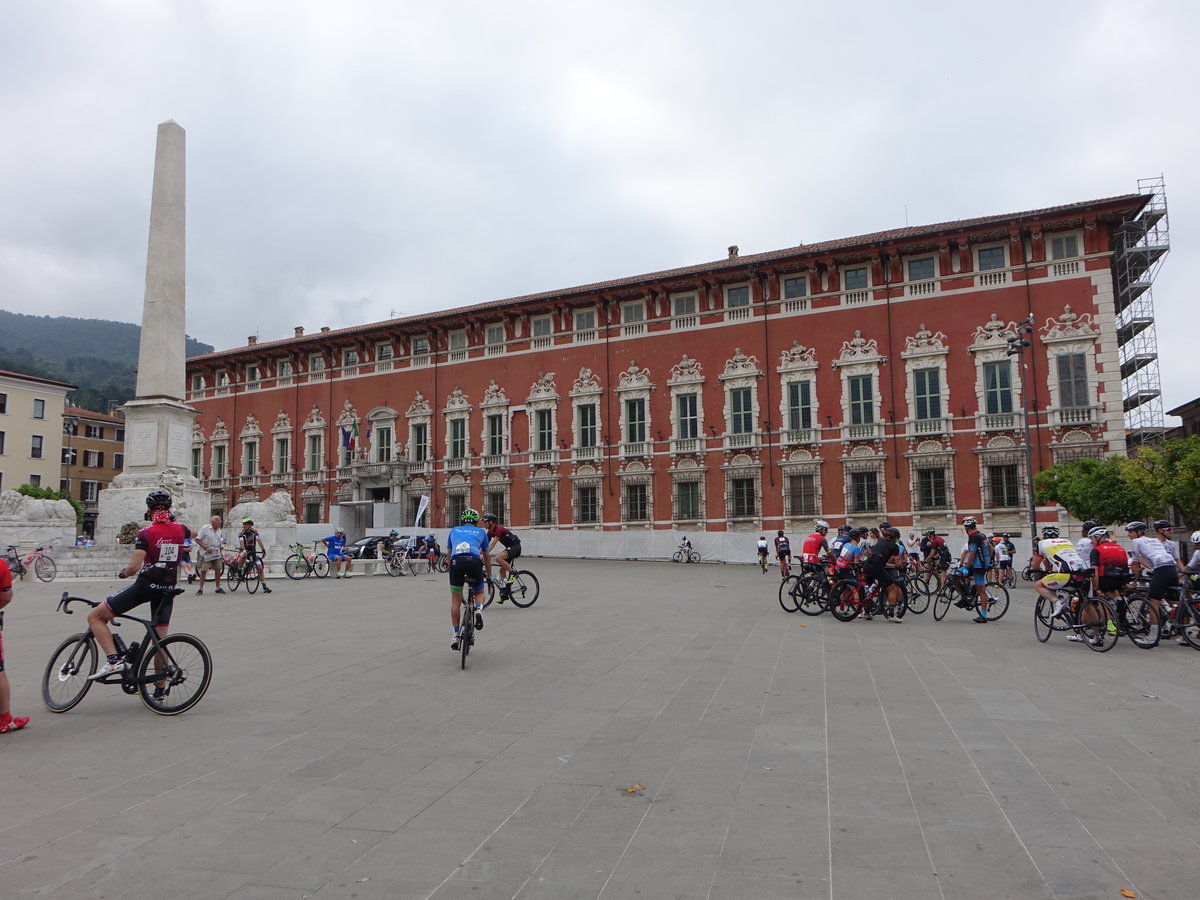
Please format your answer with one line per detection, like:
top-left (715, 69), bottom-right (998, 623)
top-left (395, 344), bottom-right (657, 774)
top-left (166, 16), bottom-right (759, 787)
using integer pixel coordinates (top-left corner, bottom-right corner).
top-left (1081, 519), bottom-right (1101, 533)
top-left (879, 520), bottom-right (892, 529)
top-left (855, 527), bottom-right (871, 538)
top-left (1124, 521), bottom-right (1147, 533)
top-left (777, 530), bottom-right (784, 537)
top-left (884, 526), bottom-right (901, 540)
top-left (838, 524), bottom-right (852, 534)
top-left (146, 489), bottom-right (172, 510)
top-left (1153, 519), bottom-right (1172, 531)
top-left (923, 527), bottom-right (936, 535)
top-left (482, 512), bottom-right (497, 523)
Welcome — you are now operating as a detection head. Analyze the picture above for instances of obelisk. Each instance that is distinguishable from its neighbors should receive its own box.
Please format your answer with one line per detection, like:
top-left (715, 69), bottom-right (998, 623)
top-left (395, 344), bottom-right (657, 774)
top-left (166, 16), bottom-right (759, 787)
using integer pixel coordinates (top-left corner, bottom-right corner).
top-left (96, 121), bottom-right (209, 543)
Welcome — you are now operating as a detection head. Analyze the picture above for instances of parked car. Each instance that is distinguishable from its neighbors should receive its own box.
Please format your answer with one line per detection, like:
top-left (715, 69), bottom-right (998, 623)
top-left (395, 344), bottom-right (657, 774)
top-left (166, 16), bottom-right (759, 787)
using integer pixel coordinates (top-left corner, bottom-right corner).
top-left (343, 534), bottom-right (414, 559)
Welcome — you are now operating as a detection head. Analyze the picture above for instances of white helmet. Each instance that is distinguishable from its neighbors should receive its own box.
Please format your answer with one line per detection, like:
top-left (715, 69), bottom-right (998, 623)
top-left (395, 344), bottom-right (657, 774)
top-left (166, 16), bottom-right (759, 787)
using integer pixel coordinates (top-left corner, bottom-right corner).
top-left (814, 519), bottom-right (830, 531)
top-left (1192, 530), bottom-right (1200, 545)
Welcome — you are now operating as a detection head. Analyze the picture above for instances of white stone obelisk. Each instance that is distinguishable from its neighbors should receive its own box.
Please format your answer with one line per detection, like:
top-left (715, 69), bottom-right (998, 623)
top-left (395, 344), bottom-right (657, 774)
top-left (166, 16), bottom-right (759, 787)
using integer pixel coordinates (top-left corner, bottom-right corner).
top-left (96, 121), bottom-right (209, 543)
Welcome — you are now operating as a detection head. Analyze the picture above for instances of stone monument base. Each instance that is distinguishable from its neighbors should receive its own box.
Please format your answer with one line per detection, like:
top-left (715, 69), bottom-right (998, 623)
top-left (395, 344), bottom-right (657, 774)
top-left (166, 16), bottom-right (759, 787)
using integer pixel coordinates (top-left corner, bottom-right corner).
top-left (95, 472), bottom-right (210, 545)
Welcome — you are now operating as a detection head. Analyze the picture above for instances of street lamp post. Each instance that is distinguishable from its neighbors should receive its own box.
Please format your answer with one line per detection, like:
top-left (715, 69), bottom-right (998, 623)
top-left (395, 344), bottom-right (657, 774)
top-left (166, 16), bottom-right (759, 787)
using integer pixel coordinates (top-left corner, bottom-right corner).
top-left (1006, 316), bottom-right (1037, 554)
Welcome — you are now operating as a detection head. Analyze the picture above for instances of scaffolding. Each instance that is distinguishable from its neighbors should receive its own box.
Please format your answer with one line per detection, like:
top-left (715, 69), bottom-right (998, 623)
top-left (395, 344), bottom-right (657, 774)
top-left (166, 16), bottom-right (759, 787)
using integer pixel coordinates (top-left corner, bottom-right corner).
top-left (1112, 175), bottom-right (1169, 444)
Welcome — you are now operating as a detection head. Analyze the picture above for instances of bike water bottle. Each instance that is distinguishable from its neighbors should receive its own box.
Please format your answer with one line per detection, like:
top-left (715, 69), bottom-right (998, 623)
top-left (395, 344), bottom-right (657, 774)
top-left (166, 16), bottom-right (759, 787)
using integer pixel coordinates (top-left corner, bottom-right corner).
top-left (126, 642), bottom-right (141, 662)
top-left (113, 634), bottom-right (128, 657)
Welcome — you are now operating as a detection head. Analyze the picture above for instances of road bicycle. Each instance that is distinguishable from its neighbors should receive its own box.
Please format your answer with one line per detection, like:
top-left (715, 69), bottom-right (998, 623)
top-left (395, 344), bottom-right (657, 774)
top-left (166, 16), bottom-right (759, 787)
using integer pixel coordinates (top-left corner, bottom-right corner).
top-left (380, 547), bottom-right (407, 577)
top-left (758, 550), bottom-right (770, 574)
top-left (226, 554), bottom-right (264, 593)
top-left (932, 573), bottom-right (1010, 622)
top-left (42, 590), bottom-right (212, 715)
top-left (672, 545), bottom-right (700, 564)
top-left (906, 561), bottom-right (945, 615)
top-left (992, 565), bottom-right (1016, 588)
top-left (1126, 580), bottom-right (1200, 650)
top-left (779, 564), bottom-right (834, 615)
top-left (284, 541), bottom-right (331, 579)
top-left (1034, 581), bottom-right (1159, 650)
top-left (455, 582), bottom-right (484, 669)
top-left (828, 568), bottom-right (909, 622)
top-left (3, 544), bottom-right (57, 582)
top-left (483, 567), bottom-right (540, 609)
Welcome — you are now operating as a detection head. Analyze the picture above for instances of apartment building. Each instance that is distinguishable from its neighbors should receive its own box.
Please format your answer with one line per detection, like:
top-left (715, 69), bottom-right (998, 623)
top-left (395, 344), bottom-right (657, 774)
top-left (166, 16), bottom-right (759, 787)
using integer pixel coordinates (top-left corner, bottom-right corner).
top-left (61, 406), bottom-right (126, 536)
top-left (0, 369), bottom-right (75, 494)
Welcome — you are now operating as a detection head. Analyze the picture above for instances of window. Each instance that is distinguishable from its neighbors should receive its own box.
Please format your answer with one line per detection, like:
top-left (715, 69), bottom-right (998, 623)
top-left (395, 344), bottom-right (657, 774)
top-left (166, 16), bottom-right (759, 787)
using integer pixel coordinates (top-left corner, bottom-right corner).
top-left (113, 453), bottom-right (124, 470)
top-left (29, 474), bottom-right (41, 487)
top-left (1057, 353), bottom-right (1089, 408)
top-left (85, 424), bottom-right (104, 439)
top-left (247, 365), bottom-right (260, 382)
top-left (983, 361), bottom-right (1013, 414)
top-left (309, 355), bottom-right (325, 373)
top-left (412, 336), bottom-right (430, 356)
top-left (306, 435), bottom-right (322, 471)
top-left (730, 478), bottom-right (757, 518)
top-left (908, 258), bottom-right (935, 281)
top-left (988, 464), bottom-right (1021, 508)
top-left (978, 246), bottom-right (1005, 270)
top-left (244, 442), bottom-right (258, 476)
top-left (116, 428), bottom-right (124, 441)
top-left (278, 360), bottom-right (293, 378)
top-left (621, 302), bottom-right (644, 324)
top-left (486, 414), bottom-right (504, 456)
top-left (81, 481), bottom-right (100, 502)
top-left (304, 502), bottom-right (322, 524)
top-left (449, 418), bottom-right (466, 459)
top-left (213, 444), bottom-right (227, 478)
top-left (533, 489), bottom-right (554, 526)
top-left (849, 471), bottom-right (880, 513)
top-left (0, 393), bottom-right (6, 413)
top-left (843, 267), bottom-right (868, 291)
top-left (913, 368), bottom-right (941, 420)
top-left (625, 398), bottom-right (646, 443)
top-left (673, 295), bottom-right (697, 317)
top-left (577, 403), bottom-right (597, 447)
top-left (274, 437), bottom-right (290, 473)
top-left (786, 381), bottom-right (812, 430)
top-left (624, 483), bottom-right (649, 522)
top-left (32, 398), bottom-right (47, 419)
top-left (730, 387), bottom-right (753, 434)
top-left (216, 370), bottom-right (229, 387)
top-left (343, 350), bottom-right (358, 368)
top-left (84, 449), bottom-right (104, 467)
top-left (449, 331), bottom-right (467, 352)
top-left (377, 343), bottom-right (393, 362)
top-left (915, 468), bottom-right (948, 510)
top-left (485, 324), bottom-right (505, 347)
top-left (676, 393), bottom-right (698, 439)
top-left (849, 375), bottom-right (874, 424)
top-left (191, 447), bottom-right (201, 478)
top-left (30, 435), bottom-right (44, 459)
top-left (532, 316), bottom-right (553, 339)
top-left (535, 409), bottom-right (554, 452)
top-left (676, 481), bottom-right (701, 520)
top-left (190, 373), bottom-right (203, 391)
top-left (62, 447), bottom-right (76, 465)
top-left (577, 485), bottom-right (599, 523)
top-left (787, 473), bottom-right (818, 517)
top-left (0, 431), bottom-right (5, 454)
top-left (726, 285), bottom-right (750, 308)
top-left (411, 423), bottom-right (428, 462)
top-left (446, 493), bottom-right (466, 526)
top-left (485, 491), bottom-right (506, 522)
top-left (574, 309), bottom-right (596, 331)
top-left (375, 425), bottom-right (392, 463)
top-left (783, 276), bottom-right (807, 299)
top-left (1049, 234), bottom-right (1079, 260)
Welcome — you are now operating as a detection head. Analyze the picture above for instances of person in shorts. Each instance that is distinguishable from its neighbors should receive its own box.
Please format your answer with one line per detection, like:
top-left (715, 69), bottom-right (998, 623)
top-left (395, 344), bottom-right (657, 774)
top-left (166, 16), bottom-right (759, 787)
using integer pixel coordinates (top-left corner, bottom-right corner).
top-left (774, 531), bottom-right (792, 577)
top-left (447, 509), bottom-right (490, 650)
top-left (756, 536), bottom-right (769, 569)
top-left (862, 526), bottom-right (904, 621)
top-left (194, 514), bottom-right (226, 595)
top-left (0, 555), bottom-right (30, 734)
top-left (323, 528), bottom-right (352, 578)
top-left (958, 517), bottom-right (994, 623)
top-left (482, 513), bottom-right (522, 600)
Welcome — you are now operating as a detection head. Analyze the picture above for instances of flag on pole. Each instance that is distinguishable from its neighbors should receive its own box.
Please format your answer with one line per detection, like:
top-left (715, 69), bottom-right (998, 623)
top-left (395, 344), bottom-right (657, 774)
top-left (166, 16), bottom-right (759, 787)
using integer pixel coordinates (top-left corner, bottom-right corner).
top-left (411, 494), bottom-right (430, 548)
top-left (351, 420), bottom-right (361, 451)
top-left (340, 425), bottom-right (351, 448)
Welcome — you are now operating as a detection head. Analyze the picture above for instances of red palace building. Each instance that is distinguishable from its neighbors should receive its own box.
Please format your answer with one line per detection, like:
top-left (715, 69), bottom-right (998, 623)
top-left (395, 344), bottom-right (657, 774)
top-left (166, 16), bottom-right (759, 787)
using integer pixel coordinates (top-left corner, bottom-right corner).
top-left (184, 185), bottom-right (1169, 556)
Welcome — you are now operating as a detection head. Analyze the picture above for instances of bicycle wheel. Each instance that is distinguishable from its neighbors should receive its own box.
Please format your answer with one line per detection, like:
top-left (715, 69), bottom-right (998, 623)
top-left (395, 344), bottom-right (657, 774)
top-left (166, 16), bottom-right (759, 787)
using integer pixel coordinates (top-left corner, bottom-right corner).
top-left (907, 576), bottom-right (931, 615)
top-left (42, 633), bottom-right (98, 712)
top-left (983, 585), bottom-right (1010, 622)
top-left (460, 611), bottom-right (473, 669)
top-left (1174, 597), bottom-right (1200, 650)
top-left (688, 550), bottom-right (701, 564)
top-left (138, 634), bottom-right (212, 715)
top-left (1033, 596), bottom-right (1055, 642)
top-left (798, 576), bottom-right (828, 616)
top-left (34, 556), bottom-right (57, 582)
top-left (671, 551), bottom-right (683, 563)
top-left (1077, 599), bottom-right (1117, 652)
top-left (1021, 565), bottom-right (1035, 582)
top-left (284, 554), bottom-right (307, 580)
top-left (888, 584), bottom-right (909, 620)
top-left (1124, 597), bottom-right (1161, 649)
top-left (436, 554), bottom-right (449, 573)
top-left (386, 553), bottom-right (405, 576)
top-left (932, 585), bottom-right (953, 621)
top-left (227, 563), bottom-right (242, 592)
top-left (313, 554), bottom-right (330, 578)
top-left (779, 575), bottom-right (801, 613)
top-left (1003, 568), bottom-right (1015, 588)
top-left (829, 581), bottom-right (862, 622)
top-left (245, 567), bottom-right (260, 594)
top-left (506, 570), bottom-right (540, 608)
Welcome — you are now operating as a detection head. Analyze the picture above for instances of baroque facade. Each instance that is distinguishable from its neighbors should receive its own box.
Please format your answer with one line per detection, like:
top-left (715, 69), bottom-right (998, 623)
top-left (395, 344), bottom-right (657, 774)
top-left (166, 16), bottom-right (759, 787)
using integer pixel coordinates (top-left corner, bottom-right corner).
top-left (185, 194), bottom-right (1159, 538)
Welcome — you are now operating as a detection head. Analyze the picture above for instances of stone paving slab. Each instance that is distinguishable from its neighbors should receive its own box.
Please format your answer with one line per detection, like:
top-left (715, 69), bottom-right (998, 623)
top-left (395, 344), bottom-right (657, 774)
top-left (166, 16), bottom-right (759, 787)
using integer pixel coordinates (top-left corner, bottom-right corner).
top-left (1, 560), bottom-right (1198, 899)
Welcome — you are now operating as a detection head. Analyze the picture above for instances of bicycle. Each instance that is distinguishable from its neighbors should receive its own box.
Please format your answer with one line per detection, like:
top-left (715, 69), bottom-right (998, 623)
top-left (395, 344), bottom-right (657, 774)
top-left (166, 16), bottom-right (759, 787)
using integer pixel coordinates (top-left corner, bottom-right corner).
top-left (779, 563), bottom-right (834, 615)
top-left (456, 581), bottom-right (485, 669)
top-left (932, 573), bottom-right (1010, 622)
top-left (226, 554), bottom-right (263, 593)
top-left (828, 568), bottom-right (909, 622)
top-left (381, 547), bottom-right (407, 577)
top-left (3, 544), bottom-right (57, 582)
top-left (284, 541), bottom-right (331, 580)
top-left (1126, 580), bottom-right (1200, 650)
top-left (758, 550), bottom-right (769, 574)
top-left (907, 561), bottom-right (945, 615)
top-left (1034, 579), bottom-right (1158, 650)
top-left (672, 545), bottom-right (700, 564)
top-left (483, 567), bottom-right (541, 609)
top-left (42, 590), bottom-right (212, 715)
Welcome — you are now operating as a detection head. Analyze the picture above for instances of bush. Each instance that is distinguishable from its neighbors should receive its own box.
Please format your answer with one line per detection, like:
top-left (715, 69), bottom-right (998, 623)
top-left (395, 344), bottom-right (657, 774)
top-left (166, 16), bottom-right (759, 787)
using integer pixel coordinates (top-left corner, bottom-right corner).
top-left (117, 522), bottom-right (140, 544)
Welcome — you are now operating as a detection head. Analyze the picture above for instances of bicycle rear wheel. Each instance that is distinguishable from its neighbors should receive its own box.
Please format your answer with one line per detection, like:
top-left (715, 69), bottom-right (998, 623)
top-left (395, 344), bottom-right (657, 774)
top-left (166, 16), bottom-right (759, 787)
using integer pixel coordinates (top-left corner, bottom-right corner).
top-left (1077, 599), bottom-right (1117, 652)
top-left (34, 556), bottom-right (57, 582)
top-left (138, 634), bottom-right (212, 714)
top-left (1176, 597), bottom-right (1200, 650)
top-left (313, 554), bottom-right (331, 578)
top-left (386, 553), bottom-right (405, 576)
top-left (779, 575), bottom-right (801, 613)
top-left (1124, 597), bottom-right (1161, 649)
top-left (671, 551), bottom-right (683, 563)
top-left (42, 633), bottom-right (97, 712)
top-left (983, 586), bottom-right (1010, 621)
top-left (284, 554), bottom-right (307, 580)
top-left (460, 610), bottom-right (474, 669)
top-left (1033, 596), bottom-right (1056, 642)
top-left (907, 575), bottom-right (932, 615)
top-left (932, 585), bottom-right (953, 621)
top-left (688, 550), bottom-right (701, 564)
top-left (798, 576), bottom-right (828, 616)
top-left (506, 570), bottom-right (540, 608)
top-left (227, 563), bottom-right (243, 591)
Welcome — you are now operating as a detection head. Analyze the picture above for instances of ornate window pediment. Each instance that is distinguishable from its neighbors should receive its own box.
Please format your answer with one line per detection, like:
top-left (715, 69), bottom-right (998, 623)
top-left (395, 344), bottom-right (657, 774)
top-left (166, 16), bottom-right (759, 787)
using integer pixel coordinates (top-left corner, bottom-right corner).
top-left (719, 348), bottom-right (762, 383)
top-left (407, 392), bottom-right (432, 418)
top-left (832, 331), bottom-right (886, 368)
top-left (192, 423), bottom-right (206, 443)
top-left (968, 314), bottom-right (1017, 353)
top-left (777, 341), bottom-right (818, 374)
top-left (272, 410), bottom-right (291, 434)
top-left (1040, 305), bottom-right (1099, 345)
top-left (901, 324), bottom-right (949, 360)
top-left (442, 386), bottom-right (473, 416)
top-left (668, 354), bottom-right (705, 385)
top-left (303, 405), bottom-right (325, 430)
top-left (239, 413), bottom-right (262, 440)
top-left (481, 380), bottom-right (508, 408)
top-left (570, 367), bottom-right (602, 397)
top-left (336, 400), bottom-right (359, 429)
top-left (211, 417), bottom-right (229, 442)
top-left (527, 373), bottom-right (560, 407)
top-left (615, 361), bottom-right (653, 393)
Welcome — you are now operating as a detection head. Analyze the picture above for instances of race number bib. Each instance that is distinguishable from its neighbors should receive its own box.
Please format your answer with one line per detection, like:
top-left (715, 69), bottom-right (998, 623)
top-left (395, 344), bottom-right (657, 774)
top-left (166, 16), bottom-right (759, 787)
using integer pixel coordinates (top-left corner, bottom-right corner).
top-left (454, 540), bottom-right (472, 555)
top-left (158, 542), bottom-right (180, 562)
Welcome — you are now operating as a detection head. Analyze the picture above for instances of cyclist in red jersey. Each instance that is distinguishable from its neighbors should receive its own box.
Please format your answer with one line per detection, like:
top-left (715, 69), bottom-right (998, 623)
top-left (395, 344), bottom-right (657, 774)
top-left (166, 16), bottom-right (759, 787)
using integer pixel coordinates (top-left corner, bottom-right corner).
top-left (800, 520), bottom-right (831, 573)
top-left (482, 513), bottom-right (522, 601)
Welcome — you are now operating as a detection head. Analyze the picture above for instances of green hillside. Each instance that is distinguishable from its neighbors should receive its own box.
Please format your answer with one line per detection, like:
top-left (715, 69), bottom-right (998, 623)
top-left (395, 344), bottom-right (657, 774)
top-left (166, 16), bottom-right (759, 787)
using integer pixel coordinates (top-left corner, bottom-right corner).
top-left (0, 309), bottom-right (213, 415)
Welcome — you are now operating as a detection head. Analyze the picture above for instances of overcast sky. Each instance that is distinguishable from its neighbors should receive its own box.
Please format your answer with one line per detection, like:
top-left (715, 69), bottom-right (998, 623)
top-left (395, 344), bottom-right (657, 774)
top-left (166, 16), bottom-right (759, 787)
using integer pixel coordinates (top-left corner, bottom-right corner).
top-left (2, 1), bottom-right (1197, 418)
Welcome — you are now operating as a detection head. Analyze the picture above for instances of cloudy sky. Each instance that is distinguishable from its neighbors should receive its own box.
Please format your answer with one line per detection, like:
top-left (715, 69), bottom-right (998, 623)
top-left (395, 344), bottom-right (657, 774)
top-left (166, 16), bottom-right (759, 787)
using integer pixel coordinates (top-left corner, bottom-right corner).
top-left (2, 1), bottom-right (1197, 417)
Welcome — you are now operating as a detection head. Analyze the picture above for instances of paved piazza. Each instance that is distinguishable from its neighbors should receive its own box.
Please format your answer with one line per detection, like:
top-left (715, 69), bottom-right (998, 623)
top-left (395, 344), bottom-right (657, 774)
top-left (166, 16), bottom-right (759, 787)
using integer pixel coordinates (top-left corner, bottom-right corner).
top-left (2, 558), bottom-right (1197, 899)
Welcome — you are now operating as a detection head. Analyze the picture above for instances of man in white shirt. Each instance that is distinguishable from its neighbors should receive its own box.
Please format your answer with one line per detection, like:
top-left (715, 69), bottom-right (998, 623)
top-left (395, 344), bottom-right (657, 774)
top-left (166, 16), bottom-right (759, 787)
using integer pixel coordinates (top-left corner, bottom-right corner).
top-left (1126, 520), bottom-right (1180, 622)
top-left (194, 515), bottom-right (226, 595)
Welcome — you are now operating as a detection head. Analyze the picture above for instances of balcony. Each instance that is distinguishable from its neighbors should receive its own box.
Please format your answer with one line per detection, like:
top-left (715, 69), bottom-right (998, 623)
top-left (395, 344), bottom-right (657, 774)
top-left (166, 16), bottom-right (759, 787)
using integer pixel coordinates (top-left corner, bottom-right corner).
top-left (306, 371), bottom-right (328, 383)
top-left (530, 450), bottom-right (557, 465)
top-left (979, 413), bottom-right (1017, 430)
top-left (407, 460), bottom-right (432, 476)
top-left (672, 315), bottom-right (698, 330)
top-left (356, 462), bottom-right (394, 478)
top-left (573, 330), bottom-right (598, 344)
top-left (238, 475), bottom-right (258, 488)
top-left (277, 376), bottom-right (293, 387)
top-left (449, 350), bottom-right (467, 363)
top-left (444, 457), bottom-right (468, 472)
top-left (215, 384), bottom-right (230, 395)
top-left (785, 428), bottom-right (815, 444)
top-left (725, 432), bottom-right (758, 450)
top-left (411, 354), bottom-right (431, 368)
top-left (485, 344), bottom-right (505, 357)
top-left (843, 422), bottom-right (880, 440)
top-left (906, 280), bottom-right (937, 297)
top-left (725, 307), bottom-right (751, 322)
top-left (622, 441), bottom-right (648, 458)
top-left (783, 299), bottom-right (808, 313)
top-left (1053, 406), bottom-right (1098, 426)
top-left (574, 445), bottom-right (599, 460)
top-left (482, 454), bottom-right (507, 469)
top-left (336, 466), bottom-right (354, 479)
top-left (376, 358), bottom-right (394, 372)
top-left (910, 417), bottom-right (949, 435)
top-left (341, 365), bottom-right (360, 377)
top-left (531, 336), bottom-right (553, 350)
top-left (269, 471), bottom-right (291, 487)
top-left (622, 323), bottom-right (646, 337)
top-left (976, 270), bottom-right (1008, 287)
top-left (671, 438), bottom-right (700, 454)
top-left (1051, 260), bottom-right (1081, 277)
top-left (207, 476), bottom-right (229, 490)
top-left (842, 291), bottom-right (870, 306)
top-left (301, 468), bottom-right (324, 482)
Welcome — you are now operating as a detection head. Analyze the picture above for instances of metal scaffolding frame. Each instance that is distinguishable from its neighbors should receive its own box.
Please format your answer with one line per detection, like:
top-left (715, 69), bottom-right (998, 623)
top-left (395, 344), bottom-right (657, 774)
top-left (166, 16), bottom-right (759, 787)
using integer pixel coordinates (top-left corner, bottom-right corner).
top-left (1112, 175), bottom-right (1169, 444)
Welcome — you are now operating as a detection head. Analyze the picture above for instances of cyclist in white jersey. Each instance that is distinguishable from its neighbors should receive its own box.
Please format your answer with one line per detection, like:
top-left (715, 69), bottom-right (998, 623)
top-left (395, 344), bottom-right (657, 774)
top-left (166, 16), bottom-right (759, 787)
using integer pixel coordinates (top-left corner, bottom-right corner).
top-left (1126, 520), bottom-right (1181, 623)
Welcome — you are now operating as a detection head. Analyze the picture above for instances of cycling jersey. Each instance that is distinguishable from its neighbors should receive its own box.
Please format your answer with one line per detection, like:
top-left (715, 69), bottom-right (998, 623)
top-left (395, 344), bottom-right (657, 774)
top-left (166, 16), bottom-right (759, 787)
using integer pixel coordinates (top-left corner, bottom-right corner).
top-left (756, 540), bottom-right (769, 555)
top-left (136, 521), bottom-right (190, 585)
top-left (774, 536), bottom-right (791, 557)
top-left (488, 524), bottom-right (521, 548)
top-left (993, 541), bottom-right (1011, 564)
top-left (836, 541), bottom-right (862, 569)
top-left (830, 535), bottom-right (850, 556)
top-left (1130, 536), bottom-right (1174, 570)
top-left (448, 524), bottom-right (488, 558)
top-left (964, 531), bottom-right (992, 570)
top-left (800, 533), bottom-right (828, 564)
top-left (865, 538), bottom-right (900, 568)
top-left (1038, 538), bottom-right (1087, 574)
top-left (324, 534), bottom-right (348, 557)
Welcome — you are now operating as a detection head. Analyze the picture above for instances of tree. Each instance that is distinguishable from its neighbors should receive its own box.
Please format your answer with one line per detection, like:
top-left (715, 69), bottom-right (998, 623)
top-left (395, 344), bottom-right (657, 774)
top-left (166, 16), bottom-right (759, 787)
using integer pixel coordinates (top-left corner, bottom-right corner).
top-left (1123, 435), bottom-right (1200, 531)
top-left (1033, 456), bottom-right (1146, 526)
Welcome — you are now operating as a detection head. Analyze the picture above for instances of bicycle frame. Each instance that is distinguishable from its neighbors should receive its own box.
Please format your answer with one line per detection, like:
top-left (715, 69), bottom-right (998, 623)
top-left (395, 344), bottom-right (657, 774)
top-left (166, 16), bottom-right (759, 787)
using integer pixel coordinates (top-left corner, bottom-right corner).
top-left (55, 594), bottom-right (178, 688)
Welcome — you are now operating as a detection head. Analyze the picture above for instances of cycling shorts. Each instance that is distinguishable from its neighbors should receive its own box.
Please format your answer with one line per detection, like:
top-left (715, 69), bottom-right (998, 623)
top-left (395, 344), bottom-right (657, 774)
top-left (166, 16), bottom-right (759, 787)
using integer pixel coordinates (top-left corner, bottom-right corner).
top-left (863, 564), bottom-right (898, 588)
top-left (328, 552), bottom-right (349, 561)
top-left (1038, 572), bottom-right (1073, 589)
top-left (495, 542), bottom-right (522, 563)
top-left (104, 580), bottom-right (176, 628)
top-left (1145, 565), bottom-right (1179, 601)
top-left (448, 554), bottom-right (485, 593)
top-left (1098, 572), bottom-right (1132, 593)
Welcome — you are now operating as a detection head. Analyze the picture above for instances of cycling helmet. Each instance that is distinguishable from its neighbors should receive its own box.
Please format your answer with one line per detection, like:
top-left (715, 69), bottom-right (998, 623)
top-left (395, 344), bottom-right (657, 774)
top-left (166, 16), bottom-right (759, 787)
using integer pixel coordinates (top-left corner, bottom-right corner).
top-left (879, 520), bottom-right (892, 529)
top-left (482, 512), bottom-right (497, 523)
top-left (1153, 519), bottom-right (1172, 531)
top-left (1124, 521), bottom-right (1147, 533)
top-left (1001, 533), bottom-right (1010, 538)
top-left (1088, 526), bottom-right (1110, 540)
top-left (855, 527), bottom-right (871, 538)
top-left (924, 527), bottom-right (936, 535)
top-left (461, 508), bottom-right (480, 524)
top-left (777, 530), bottom-right (785, 537)
top-left (884, 527), bottom-right (901, 540)
top-left (1191, 530), bottom-right (1200, 545)
top-left (1041, 525), bottom-right (1060, 539)
top-left (838, 525), bottom-right (852, 534)
top-left (962, 516), bottom-right (977, 528)
top-left (335, 528), bottom-right (345, 534)
top-left (389, 530), bottom-right (398, 537)
top-left (146, 489), bottom-right (172, 510)
top-left (814, 519), bottom-right (829, 531)
top-left (1080, 519), bottom-right (1101, 534)
top-left (242, 519), bottom-right (254, 527)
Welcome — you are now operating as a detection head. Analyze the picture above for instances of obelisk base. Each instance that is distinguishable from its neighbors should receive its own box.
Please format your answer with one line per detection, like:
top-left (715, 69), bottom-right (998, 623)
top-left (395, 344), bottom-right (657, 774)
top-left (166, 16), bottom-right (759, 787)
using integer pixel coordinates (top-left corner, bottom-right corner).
top-left (95, 399), bottom-right (210, 544)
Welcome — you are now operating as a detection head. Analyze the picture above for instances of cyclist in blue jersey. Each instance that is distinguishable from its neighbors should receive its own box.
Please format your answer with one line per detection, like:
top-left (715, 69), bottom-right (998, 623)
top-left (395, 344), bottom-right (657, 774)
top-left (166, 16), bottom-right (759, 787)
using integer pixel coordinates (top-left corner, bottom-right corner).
top-left (447, 509), bottom-right (491, 651)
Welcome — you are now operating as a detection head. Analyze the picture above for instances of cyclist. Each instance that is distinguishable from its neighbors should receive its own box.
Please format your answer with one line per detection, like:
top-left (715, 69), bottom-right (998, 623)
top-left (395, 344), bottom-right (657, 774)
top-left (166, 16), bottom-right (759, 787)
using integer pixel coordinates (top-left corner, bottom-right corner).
top-left (905, 532), bottom-right (922, 571)
top-left (878, 520), bottom-right (909, 571)
top-left (774, 530), bottom-right (792, 577)
top-left (1075, 519), bottom-right (1101, 573)
top-left (1089, 526), bottom-right (1132, 603)
top-left (834, 528), bottom-right (866, 573)
top-left (756, 536), bottom-right (769, 570)
top-left (426, 534), bottom-right (441, 566)
top-left (481, 513), bottom-right (522, 601)
top-left (987, 534), bottom-right (1011, 585)
top-left (830, 525), bottom-right (853, 557)
top-left (180, 536), bottom-right (196, 584)
top-left (921, 529), bottom-right (952, 588)
top-left (238, 519), bottom-right (274, 591)
top-left (86, 490), bottom-right (191, 682)
top-left (448, 509), bottom-right (490, 651)
top-left (1034, 525), bottom-right (1090, 638)
top-left (957, 516), bottom-right (994, 623)
top-left (1185, 530), bottom-right (1200, 591)
top-left (323, 527), bottom-right (352, 578)
top-left (800, 520), bottom-right (831, 573)
top-left (0, 554), bottom-right (30, 734)
top-left (1127, 520), bottom-right (1181, 629)
top-left (862, 525), bottom-right (904, 621)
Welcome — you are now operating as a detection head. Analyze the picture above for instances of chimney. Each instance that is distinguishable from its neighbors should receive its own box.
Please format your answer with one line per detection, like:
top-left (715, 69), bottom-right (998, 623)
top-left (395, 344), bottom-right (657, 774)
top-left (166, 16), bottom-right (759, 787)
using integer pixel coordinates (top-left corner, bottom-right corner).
top-left (294, 326), bottom-right (305, 337)
top-left (728, 245), bottom-right (739, 259)
top-left (247, 335), bottom-right (257, 346)
top-left (321, 326), bottom-right (331, 334)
